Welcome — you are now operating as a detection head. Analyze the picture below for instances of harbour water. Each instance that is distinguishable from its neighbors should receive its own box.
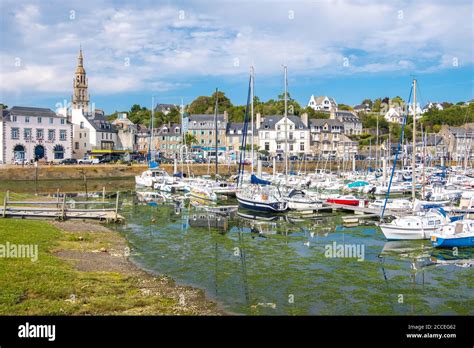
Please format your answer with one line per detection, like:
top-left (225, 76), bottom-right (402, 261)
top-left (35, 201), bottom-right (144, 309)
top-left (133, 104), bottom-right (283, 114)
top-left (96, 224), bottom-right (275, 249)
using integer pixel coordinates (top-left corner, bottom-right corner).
top-left (1, 179), bottom-right (472, 315)
top-left (114, 193), bottom-right (474, 315)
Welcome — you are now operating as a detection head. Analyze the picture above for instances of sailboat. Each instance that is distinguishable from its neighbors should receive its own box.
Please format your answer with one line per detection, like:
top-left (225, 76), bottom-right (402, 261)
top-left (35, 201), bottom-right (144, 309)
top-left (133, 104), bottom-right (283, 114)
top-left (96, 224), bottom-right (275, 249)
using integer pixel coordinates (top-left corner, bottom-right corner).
top-left (379, 79), bottom-right (453, 240)
top-left (235, 67), bottom-right (288, 213)
top-left (431, 219), bottom-right (474, 248)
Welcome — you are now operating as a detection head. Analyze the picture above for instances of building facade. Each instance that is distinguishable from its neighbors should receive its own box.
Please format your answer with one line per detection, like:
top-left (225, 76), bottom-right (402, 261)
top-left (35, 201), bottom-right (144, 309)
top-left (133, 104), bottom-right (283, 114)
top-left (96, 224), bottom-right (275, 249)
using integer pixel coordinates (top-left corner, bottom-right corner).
top-left (309, 118), bottom-right (358, 159)
top-left (256, 113), bottom-right (310, 157)
top-left (0, 106), bottom-right (72, 164)
top-left (187, 113), bottom-right (228, 157)
top-left (152, 123), bottom-right (182, 158)
top-left (112, 113), bottom-right (138, 151)
top-left (331, 110), bottom-right (363, 135)
top-left (439, 125), bottom-right (474, 161)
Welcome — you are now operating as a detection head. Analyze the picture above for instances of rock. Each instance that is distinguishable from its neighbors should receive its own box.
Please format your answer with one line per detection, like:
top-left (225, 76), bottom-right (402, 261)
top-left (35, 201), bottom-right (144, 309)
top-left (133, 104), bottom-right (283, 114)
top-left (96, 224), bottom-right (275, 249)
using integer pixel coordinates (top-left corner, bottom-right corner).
top-left (99, 247), bottom-right (107, 253)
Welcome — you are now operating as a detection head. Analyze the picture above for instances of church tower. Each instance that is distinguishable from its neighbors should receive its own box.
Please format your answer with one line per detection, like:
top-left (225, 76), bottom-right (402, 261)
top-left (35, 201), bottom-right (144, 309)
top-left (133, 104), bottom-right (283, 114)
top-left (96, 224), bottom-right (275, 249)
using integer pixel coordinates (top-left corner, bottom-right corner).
top-left (71, 47), bottom-right (89, 110)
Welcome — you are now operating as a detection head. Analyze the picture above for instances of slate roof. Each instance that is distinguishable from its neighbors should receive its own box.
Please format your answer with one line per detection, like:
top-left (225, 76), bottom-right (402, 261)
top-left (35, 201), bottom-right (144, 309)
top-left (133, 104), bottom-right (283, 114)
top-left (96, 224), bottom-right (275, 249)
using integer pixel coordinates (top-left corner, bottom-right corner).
top-left (260, 115), bottom-right (308, 130)
top-left (227, 122), bottom-right (257, 135)
top-left (188, 114), bottom-right (227, 129)
top-left (310, 119), bottom-right (344, 127)
top-left (9, 106), bottom-right (60, 118)
top-left (335, 111), bottom-right (361, 123)
top-left (84, 110), bottom-right (117, 133)
top-left (154, 124), bottom-right (182, 136)
top-left (448, 127), bottom-right (474, 138)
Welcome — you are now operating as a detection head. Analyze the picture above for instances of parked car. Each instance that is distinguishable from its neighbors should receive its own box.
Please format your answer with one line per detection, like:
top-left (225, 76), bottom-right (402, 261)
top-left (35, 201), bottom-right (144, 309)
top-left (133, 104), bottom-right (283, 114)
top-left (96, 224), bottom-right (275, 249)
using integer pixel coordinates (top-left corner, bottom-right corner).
top-left (77, 157), bottom-right (99, 164)
top-left (262, 161), bottom-right (272, 168)
top-left (60, 158), bottom-right (77, 165)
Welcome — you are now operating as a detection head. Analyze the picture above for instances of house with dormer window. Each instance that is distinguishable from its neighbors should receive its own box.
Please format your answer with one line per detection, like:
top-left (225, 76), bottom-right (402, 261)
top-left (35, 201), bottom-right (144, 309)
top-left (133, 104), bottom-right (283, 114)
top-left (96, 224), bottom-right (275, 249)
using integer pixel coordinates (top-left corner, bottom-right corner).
top-left (307, 95), bottom-right (337, 112)
top-left (256, 113), bottom-right (310, 157)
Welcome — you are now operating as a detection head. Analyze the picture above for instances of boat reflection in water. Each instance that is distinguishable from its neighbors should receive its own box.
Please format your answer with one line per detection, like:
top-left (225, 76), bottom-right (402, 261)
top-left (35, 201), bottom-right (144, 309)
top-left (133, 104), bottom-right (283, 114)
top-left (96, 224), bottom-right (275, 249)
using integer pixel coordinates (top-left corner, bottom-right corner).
top-left (115, 192), bottom-right (473, 315)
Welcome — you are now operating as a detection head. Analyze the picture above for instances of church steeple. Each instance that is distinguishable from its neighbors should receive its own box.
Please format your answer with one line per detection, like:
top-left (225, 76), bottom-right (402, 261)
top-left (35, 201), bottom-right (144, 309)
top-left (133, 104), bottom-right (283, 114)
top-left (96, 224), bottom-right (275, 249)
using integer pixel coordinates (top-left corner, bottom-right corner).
top-left (72, 46), bottom-right (89, 110)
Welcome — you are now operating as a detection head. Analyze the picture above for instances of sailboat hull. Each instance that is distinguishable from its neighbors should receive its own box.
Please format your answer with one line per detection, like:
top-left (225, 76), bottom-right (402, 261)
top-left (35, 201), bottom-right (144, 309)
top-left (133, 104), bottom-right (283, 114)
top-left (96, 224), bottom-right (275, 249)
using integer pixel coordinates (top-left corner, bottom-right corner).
top-left (380, 225), bottom-right (437, 240)
top-left (236, 196), bottom-right (288, 213)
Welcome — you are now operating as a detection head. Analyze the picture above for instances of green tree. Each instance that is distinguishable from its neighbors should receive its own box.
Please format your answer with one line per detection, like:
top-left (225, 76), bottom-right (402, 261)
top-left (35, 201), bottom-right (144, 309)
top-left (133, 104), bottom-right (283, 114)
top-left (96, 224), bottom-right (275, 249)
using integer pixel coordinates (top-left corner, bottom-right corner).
top-left (182, 133), bottom-right (198, 146)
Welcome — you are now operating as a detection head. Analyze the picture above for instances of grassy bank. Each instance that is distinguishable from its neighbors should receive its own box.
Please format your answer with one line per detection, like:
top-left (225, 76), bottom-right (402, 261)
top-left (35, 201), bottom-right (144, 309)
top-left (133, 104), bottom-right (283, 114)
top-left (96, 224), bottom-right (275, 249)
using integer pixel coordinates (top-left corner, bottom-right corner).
top-left (0, 218), bottom-right (221, 315)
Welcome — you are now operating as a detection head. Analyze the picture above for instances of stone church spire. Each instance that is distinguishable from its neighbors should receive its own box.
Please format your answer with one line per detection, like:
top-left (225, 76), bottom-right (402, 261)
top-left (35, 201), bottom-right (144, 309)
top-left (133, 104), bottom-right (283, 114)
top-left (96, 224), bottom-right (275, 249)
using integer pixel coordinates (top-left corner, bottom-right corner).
top-left (72, 46), bottom-right (89, 110)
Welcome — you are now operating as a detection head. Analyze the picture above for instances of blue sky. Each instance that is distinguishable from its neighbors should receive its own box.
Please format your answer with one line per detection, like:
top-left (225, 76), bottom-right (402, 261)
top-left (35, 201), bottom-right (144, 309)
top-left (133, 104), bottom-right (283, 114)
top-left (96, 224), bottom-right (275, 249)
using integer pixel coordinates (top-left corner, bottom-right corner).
top-left (1, 0), bottom-right (473, 114)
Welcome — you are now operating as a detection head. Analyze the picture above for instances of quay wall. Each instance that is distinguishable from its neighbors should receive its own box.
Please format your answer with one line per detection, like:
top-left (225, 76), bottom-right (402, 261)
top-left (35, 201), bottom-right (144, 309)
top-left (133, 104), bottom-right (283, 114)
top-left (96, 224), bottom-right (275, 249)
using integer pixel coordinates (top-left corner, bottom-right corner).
top-left (0, 160), bottom-right (465, 181)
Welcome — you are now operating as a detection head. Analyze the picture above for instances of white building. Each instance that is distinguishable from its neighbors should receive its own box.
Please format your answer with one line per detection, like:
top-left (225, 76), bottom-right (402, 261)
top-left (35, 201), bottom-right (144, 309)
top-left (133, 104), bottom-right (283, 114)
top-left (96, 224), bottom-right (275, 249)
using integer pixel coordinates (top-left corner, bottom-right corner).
top-left (67, 108), bottom-right (118, 159)
top-left (422, 102), bottom-right (444, 114)
top-left (0, 106), bottom-right (72, 164)
top-left (384, 106), bottom-right (404, 124)
top-left (307, 95), bottom-right (337, 112)
top-left (256, 113), bottom-right (311, 157)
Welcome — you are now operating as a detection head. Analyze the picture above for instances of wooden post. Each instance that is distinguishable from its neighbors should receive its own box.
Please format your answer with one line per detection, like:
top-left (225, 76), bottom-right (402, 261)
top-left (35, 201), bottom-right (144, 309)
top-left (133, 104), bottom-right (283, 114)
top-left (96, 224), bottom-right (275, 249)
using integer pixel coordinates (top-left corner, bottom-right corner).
top-left (56, 188), bottom-right (60, 209)
top-left (2, 190), bottom-right (8, 218)
top-left (115, 191), bottom-right (120, 220)
top-left (61, 194), bottom-right (66, 221)
top-left (102, 186), bottom-right (106, 202)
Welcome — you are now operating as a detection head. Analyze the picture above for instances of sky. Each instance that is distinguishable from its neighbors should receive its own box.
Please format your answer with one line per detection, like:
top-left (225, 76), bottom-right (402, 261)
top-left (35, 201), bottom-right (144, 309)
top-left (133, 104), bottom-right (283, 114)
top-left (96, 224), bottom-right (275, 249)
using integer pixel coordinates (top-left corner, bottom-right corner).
top-left (1, 0), bottom-right (473, 114)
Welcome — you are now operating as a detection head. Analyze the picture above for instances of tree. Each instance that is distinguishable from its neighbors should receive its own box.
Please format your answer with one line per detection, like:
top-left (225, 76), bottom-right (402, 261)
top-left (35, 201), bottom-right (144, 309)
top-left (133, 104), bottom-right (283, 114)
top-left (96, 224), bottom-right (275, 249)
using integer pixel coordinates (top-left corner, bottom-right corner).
top-left (0, 103), bottom-right (8, 110)
top-left (188, 91), bottom-right (233, 114)
top-left (338, 104), bottom-right (353, 111)
top-left (182, 133), bottom-right (198, 146)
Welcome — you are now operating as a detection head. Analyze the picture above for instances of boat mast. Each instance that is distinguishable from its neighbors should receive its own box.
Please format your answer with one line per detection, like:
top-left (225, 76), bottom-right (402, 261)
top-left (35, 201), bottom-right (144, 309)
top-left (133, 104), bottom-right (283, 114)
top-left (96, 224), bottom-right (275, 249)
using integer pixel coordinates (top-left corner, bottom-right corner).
top-left (284, 65), bottom-right (288, 182)
top-left (180, 97), bottom-right (184, 174)
top-left (250, 66), bottom-right (255, 174)
top-left (412, 79), bottom-right (417, 205)
top-left (151, 96), bottom-right (155, 164)
top-left (376, 113), bottom-right (379, 169)
top-left (214, 88), bottom-right (219, 181)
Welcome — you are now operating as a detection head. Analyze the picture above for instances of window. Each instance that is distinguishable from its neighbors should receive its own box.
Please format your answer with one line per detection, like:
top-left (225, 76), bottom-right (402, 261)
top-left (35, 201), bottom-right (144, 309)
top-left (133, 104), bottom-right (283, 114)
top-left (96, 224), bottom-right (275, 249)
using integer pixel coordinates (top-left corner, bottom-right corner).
top-left (289, 144), bottom-right (294, 151)
top-left (277, 143), bottom-right (281, 150)
top-left (53, 145), bottom-right (64, 159)
top-left (84, 143), bottom-right (86, 147)
top-left (38, 117), bottom-right (42, 124)
top-left (264, 132), bottom-right (269, 139)
top-left (300, 143), bottom-right (305, 151)
top-left (25, 117), bottom-right (30, 123)
top-left (60, 119), bottom-right (65, 125)
top-left (36, 129), bottom-right (44, 140)
top-left (24, 128), bottom-right (32, 140)
top-left (48, 129), bottom-right (55, 141)
top-left (49, 117), bottom-right (54, 124)
top-left (277, 125), bottom-right (281, 130)
top-left (265, 142), bottom-right (270, 151)
top-left (75, 142), bottom-right (79, 150)
top-left (80, 122), bottom-right (84, 129)
top-left (79, 133), bottom-right (82, 139)
top-left (59, 130), bottom-right (66, 141)
top-left (12, 115), bottom-right (17, 122)
top-left (11, 127), bottom-right (19, 140)
top-left (300, 132), bottom-right (304, 139)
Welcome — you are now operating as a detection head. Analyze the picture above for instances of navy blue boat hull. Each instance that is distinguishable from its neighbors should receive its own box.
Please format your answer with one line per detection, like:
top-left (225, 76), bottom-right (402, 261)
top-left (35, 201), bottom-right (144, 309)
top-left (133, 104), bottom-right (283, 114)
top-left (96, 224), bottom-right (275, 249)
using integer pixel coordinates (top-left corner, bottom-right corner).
top-left (236, 196), bottom-right (287, 213)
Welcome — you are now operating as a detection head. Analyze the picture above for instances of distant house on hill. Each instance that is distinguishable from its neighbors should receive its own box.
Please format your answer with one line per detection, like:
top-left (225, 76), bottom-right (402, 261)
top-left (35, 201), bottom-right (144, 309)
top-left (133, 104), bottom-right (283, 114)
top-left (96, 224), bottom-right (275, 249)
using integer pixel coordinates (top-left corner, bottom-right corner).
top-left (422, 102), bottom-right (444, 114)
top-left (353, 104), bottom-right (371, 113)
top-left (307, 95), bottom-right (337, 112)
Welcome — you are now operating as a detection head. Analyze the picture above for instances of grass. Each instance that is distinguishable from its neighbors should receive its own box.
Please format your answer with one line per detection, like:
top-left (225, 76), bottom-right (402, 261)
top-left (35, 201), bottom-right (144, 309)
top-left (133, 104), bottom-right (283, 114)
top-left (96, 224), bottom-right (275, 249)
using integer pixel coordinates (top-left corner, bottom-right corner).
top-left (0, 218), bottom-right (213, 315)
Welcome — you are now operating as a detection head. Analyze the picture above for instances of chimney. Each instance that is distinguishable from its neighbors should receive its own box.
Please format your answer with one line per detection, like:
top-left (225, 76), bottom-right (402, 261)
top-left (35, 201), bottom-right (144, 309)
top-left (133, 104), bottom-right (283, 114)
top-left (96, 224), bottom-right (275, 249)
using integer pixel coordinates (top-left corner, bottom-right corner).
top-left (256, 112), bottom-right (261, 129)
top-left (301, 112), bottom-right (308, 127)
top-left (330, 108), bottom-right (336, 119)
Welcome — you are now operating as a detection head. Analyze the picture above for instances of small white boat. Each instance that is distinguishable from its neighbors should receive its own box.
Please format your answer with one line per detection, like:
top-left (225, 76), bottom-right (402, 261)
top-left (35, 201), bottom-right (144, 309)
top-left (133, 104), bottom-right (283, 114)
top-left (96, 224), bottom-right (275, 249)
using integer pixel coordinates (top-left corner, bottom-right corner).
top-left (380, 210), bottom-right (448, 240)
top-left (431, 219), bottom-right (474, 248)
top-left (368, 198), bottom-right (412, 212)
top-left (285, 189), bottom-right (323, 211)
top-left (135, 168), bottom-right (170, 187)
top-left (188, 186), bottom-right (217, 201)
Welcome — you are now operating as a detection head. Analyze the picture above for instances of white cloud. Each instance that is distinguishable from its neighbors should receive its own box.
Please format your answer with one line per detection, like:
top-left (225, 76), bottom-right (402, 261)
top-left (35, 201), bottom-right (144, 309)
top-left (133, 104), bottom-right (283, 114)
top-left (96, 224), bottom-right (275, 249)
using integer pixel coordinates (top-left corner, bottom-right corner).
top-left (0, 0), bottom-right (472, 100)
